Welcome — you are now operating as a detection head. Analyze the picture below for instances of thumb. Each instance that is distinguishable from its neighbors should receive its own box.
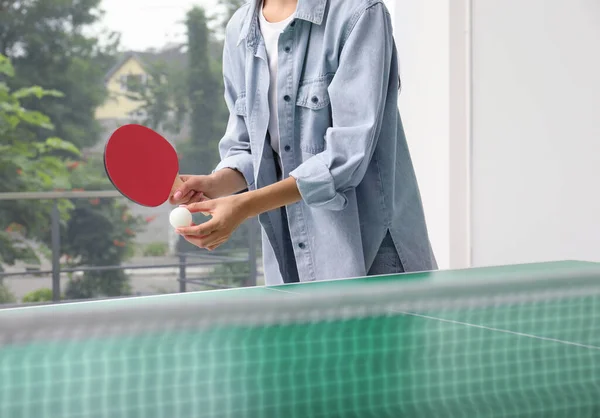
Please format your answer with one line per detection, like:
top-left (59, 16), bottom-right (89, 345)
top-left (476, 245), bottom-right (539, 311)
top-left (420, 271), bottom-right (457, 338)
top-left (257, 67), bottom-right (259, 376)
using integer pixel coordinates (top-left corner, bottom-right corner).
top-left (172, 176), bottom-right (193, 201)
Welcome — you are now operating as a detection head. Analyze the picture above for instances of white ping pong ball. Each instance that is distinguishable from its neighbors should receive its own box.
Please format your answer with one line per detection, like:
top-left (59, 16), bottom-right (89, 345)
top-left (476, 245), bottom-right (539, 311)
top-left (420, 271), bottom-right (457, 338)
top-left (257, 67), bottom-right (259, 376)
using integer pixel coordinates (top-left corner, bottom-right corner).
top-left (169, 207), bottom-right (193, 228)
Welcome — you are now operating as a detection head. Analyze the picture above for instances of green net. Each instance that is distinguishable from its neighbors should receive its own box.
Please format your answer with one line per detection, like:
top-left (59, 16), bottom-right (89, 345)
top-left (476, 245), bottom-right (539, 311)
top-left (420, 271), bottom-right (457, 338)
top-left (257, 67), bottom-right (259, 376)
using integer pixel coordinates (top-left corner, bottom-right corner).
top-left (1, 261), bottom-right (599, 418)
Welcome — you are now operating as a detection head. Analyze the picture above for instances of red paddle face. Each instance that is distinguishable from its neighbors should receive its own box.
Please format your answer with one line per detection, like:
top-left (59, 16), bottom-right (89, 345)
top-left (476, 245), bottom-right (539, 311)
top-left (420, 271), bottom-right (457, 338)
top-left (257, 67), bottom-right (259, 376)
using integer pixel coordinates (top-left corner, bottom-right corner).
top-left (104, 124), bottom-right (179, 207)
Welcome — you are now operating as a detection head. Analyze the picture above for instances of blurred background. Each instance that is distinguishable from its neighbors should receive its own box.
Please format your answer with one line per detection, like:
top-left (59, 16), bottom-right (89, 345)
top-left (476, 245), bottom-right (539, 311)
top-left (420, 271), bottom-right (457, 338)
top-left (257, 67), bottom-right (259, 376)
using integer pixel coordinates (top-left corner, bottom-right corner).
top-left (0, 0), bottom-right (257, 304)
top-left (0, 0), bottom-right (598, 305)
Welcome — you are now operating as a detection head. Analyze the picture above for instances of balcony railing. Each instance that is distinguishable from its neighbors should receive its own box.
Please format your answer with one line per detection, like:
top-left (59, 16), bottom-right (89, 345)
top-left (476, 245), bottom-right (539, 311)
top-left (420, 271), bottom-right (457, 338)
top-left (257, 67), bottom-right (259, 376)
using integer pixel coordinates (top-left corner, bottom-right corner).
top-left (0, 191), bottom-right (259, 305)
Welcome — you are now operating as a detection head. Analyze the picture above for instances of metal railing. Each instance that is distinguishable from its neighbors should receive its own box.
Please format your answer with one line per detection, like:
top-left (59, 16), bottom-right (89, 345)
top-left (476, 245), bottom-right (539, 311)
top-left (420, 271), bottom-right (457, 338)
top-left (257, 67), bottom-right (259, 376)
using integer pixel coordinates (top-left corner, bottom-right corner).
top-left (0, 191), bottom-right (259, 303)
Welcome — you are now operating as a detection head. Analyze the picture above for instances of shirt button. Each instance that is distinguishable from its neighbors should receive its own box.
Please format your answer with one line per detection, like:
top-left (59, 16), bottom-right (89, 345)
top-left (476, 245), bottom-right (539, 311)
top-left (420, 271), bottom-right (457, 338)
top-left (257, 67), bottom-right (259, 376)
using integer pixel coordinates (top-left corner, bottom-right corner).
top-left (284, 46), bottom-right (291, 53)
top-left (283, 95), bottom-right (291, 102)
top-left (284, 145), bottom-right (291, 152)
top-left (298, 242), bottom-right (305, 249)
top-left (311, 96), bottom-right (319, 104)
top-left (290, 20), bottom-right (296, 27)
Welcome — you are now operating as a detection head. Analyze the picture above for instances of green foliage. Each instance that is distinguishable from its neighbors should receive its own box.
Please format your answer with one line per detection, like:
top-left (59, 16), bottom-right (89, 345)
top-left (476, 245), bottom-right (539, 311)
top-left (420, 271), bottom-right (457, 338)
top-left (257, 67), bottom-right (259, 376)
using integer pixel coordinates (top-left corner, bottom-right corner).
top-left (60, 157), bottom-right (146, 299)
top-left (0, 53), bottom-right (78, 271)
top-left (211, 262), bottom-right (249, 288)
top-left (22, 288), bottom-right (53, 303)
top-left (143, 242), bottom-right (169, 257)
top-left (0, 0), bottom-right (119, 150)
top-left (183, 7), bottom-right (225, 174)
top-left (1, 1), bottom-right (258, 301)
top-left (0, 227), bottom-right (40, 269)
top-left (0, 0), bottom-right (147, 300)
top-left (61, 196), bottom-right (142, 266)
top-left (3, 0), bottom-right (261, 303)
top-left (64, 270), bottom-right (132, 300)
top-left (0, 53), bottom-right (145, 299)
top-left (0, 283), bottom-right (16, 304)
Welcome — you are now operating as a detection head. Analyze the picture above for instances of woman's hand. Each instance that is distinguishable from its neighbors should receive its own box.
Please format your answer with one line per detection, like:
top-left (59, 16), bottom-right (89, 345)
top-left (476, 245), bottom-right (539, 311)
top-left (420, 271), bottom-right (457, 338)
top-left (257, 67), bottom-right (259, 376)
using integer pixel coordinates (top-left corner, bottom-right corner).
top-left (175, 195), bottom-right (250, 251)
top-left (169, 175), bottom-right (214, 205)
top-left (176, 176), bottom-right (302, 251)
top-left (169, 169), bottom-right (249, 206)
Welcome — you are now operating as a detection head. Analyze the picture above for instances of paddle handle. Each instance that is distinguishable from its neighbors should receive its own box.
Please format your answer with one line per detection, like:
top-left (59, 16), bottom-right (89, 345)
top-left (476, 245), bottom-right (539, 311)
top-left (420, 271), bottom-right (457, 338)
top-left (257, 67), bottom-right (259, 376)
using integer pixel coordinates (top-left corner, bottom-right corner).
top-left (172, 175), bottom-right (185, 194)
top-left (172, 175), bottom-right (210, 217)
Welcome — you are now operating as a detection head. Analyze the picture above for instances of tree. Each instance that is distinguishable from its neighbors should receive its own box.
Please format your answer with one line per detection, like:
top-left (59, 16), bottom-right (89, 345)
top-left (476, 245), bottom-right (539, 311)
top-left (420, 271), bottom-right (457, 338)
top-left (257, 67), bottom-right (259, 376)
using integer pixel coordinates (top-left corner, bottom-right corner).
top-left (0, 1), bottom-right (148, 301)
top-left (217, 0), bottom-right (247, 30)
top-left (175, 5), bottom-right (262, 257)
top-left (0, 54), bottom-right (78, 271)
top-left (0, 284), bottom-right (16, 304)
top-left (0, 0), bottom-right (119, 150)
top-left (180, 7), bottom-right (225, 175)
top-left (61, 156), bottom-right (146, 299)
top-left (0, 53), bottom-right (146, 300)
top-left (0, 53), bottom-right (78, 301)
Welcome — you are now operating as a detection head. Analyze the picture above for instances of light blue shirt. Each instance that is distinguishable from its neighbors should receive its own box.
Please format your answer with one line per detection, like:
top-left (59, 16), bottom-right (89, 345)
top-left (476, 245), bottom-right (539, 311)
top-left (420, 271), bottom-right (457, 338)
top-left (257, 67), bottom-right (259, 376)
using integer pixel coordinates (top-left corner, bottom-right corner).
top-left (214, 0), bottom-right (437, 285)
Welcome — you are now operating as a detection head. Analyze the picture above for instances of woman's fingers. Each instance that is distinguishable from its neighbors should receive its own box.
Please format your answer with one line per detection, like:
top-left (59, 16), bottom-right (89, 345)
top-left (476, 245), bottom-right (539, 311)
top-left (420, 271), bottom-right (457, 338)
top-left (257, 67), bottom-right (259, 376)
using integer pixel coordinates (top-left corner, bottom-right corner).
top-left (171, 179), bottom-right (194, 203)
top-left (180, 190), bottom-right (197, 203)
top-left (175, 195), bottom-right (242, 251)
top-left (179, 218), bottom-right (229, 249)
top-left (170, 175), bottom-right (211, 204)
top-left (207, 238), bottom-right (228, 252)
top-left (187, 192), bottom-right (206, 204)
top-left (182, 231), bottom-right (227, 250)
top-left (176, 218), bottom-right (218, 237)
top-left (186, 200), bottom-right (213, 214)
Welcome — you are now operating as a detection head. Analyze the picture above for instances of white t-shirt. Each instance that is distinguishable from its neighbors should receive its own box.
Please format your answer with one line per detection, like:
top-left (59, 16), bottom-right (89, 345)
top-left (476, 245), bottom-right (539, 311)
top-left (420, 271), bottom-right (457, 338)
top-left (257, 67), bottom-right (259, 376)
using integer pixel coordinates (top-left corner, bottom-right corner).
top-left (258, 7), bottom-right (296, 156)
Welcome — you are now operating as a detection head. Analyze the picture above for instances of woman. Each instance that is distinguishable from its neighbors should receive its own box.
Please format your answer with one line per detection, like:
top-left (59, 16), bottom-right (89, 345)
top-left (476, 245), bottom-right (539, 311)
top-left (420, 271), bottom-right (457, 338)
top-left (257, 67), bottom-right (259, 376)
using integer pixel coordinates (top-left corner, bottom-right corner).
top-left (171, 0), bottom-right (437, 285)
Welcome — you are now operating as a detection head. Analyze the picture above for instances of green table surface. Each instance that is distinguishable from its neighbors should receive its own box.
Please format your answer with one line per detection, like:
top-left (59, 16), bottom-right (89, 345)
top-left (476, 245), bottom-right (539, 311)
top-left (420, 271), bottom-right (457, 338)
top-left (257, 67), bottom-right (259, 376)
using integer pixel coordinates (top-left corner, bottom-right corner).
top-left (1, 261), bottom-right (599, 418)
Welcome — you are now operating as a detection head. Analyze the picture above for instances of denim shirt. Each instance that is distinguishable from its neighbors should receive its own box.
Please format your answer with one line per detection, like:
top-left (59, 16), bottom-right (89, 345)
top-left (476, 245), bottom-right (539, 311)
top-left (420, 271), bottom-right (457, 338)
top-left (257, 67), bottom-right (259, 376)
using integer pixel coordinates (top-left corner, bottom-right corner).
top-left (214, 0), bottom-right (437, 285)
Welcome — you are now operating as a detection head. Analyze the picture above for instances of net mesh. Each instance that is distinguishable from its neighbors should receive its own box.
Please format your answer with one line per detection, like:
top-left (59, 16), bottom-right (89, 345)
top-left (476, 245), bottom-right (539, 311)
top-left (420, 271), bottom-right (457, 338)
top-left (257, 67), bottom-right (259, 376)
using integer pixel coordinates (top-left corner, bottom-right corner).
top-left (1, 262), bottom-right (600, 418)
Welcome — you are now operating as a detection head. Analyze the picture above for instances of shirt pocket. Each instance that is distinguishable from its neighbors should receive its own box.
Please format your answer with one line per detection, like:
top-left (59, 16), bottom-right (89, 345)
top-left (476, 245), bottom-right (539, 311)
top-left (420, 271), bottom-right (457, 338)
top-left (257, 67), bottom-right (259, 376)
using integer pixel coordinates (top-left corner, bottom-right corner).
top-left (234, 91), bottom-right (247, 117)
top-left (295, 74), bottom-right (334, 154)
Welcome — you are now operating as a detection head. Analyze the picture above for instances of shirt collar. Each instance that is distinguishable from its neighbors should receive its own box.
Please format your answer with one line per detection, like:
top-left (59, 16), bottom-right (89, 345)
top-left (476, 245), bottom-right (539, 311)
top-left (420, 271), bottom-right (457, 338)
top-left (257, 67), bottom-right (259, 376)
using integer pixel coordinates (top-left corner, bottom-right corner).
top-left (237, 0), bottom-right (327, 46)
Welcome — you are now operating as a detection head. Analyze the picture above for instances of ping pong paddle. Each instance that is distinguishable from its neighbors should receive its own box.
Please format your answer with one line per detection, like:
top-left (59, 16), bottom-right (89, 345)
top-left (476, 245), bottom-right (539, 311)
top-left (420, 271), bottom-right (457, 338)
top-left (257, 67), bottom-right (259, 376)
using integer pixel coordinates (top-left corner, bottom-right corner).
top-left (104, 124), bottom-right (198, 209)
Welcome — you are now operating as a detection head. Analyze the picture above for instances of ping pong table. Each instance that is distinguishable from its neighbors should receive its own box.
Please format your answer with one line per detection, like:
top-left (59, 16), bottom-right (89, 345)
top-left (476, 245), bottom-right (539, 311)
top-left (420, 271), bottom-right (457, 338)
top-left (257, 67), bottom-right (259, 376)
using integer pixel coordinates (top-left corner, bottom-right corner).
top-left (1, 261), bottom-right (599, 417)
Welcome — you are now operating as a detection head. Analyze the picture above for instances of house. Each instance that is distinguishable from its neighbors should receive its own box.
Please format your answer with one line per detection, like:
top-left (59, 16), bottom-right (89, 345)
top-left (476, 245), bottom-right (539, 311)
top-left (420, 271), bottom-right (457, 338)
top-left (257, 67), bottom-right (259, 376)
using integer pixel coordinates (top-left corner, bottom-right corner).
top-left (90, 45), bottom-right (190, 156)
top-left (96, 45), bottom-right (188, 119)
top-left (95, 52), bottom-right (150, 121)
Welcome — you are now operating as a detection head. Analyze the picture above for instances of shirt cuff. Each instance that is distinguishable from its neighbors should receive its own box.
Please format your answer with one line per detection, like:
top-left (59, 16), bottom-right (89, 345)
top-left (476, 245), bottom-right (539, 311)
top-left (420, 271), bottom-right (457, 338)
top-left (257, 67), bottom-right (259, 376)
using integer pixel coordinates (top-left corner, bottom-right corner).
top-left (213, 153), bottom-right (255, 190)
top-left (289, 156), bottom-right (348, 211)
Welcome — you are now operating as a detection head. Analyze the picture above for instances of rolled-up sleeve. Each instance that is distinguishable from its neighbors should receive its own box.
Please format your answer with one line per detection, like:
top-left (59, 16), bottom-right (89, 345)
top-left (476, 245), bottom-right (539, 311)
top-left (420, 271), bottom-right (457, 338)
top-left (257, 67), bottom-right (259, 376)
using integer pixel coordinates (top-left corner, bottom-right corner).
top-left (290, 3), bottom-right (394, 210)
top-left (213, 32), bottom-right (254, 189)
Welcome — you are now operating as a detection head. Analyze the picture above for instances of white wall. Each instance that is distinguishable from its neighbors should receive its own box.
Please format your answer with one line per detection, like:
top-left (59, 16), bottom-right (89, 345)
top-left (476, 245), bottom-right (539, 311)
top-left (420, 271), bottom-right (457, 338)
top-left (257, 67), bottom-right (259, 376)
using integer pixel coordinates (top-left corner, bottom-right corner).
top-left (391, 0), bottom-right (452, 269)
top-left (470, 0), bottom-right (600, 266)
top-left (137, 1), bottom-right (597, 270)
top-left (389, 0), bottom-right (600, 269)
